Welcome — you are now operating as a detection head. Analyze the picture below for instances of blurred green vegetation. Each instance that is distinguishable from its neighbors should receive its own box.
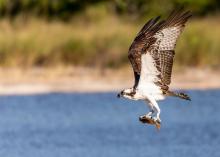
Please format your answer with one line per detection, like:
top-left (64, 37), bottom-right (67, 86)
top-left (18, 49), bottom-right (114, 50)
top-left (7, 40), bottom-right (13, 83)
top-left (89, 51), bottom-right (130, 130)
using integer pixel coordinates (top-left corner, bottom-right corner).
top-left (0, 0), bottom-right (220, 68)
top-left (0, 0), bottom-right (220, 18)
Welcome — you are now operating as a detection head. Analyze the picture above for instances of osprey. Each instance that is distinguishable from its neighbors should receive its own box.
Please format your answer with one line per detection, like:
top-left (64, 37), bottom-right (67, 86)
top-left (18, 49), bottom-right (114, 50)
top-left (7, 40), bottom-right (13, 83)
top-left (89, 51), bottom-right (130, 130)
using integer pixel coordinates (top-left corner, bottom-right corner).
top-left (117, 8), bottom-right (192, 127)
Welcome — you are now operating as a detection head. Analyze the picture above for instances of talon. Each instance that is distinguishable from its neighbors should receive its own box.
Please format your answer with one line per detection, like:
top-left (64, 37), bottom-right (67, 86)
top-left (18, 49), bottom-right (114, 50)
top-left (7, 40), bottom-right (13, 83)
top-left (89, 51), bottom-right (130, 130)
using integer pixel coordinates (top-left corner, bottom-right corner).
top-left (153, 117), bottom-right (161, 124)
top-left (146, 110), bottom-right (154, 117)
top-left (156, 119), bottom-right (161, 124)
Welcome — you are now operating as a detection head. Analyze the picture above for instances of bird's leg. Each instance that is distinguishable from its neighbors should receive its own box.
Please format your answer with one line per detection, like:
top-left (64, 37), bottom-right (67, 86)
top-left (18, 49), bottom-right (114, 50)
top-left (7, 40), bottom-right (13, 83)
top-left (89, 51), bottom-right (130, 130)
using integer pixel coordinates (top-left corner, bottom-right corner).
top-left (139, 101), bottom-right (154, 121)
top-left (146, 96), bottom-right (161, 124)
top-left (146, 109), bottom-right (154, 117)
top-left (152, 102), bottom-right (161, 123)
top-left (145, 102), bottom-right (155, 118)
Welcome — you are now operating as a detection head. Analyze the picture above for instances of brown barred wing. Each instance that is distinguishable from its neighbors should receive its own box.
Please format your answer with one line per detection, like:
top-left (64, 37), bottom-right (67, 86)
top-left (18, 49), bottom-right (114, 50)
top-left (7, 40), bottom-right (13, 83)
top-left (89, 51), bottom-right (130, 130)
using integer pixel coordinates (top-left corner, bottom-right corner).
top-left (159, 50), bottom-right (175, 85)
top-left (156, 9), bottom-right (191, 88)
top-left (128, 16), bottom-right (165, 88)
top-left (128, 8), bottom-right (191, 89)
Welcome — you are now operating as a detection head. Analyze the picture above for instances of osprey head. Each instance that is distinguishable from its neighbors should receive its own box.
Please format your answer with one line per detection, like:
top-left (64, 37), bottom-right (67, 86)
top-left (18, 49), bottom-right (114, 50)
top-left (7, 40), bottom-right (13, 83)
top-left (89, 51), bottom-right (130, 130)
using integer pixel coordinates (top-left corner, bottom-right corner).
top-left (117, 88), bottom-right (136, 98)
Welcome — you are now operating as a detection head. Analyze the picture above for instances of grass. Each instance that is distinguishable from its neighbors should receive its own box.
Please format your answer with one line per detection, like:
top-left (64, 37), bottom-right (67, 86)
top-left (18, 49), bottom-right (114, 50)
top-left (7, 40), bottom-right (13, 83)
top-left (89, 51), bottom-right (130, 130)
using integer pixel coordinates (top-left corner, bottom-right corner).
top-left (0, 4), bottom-right (219, 69)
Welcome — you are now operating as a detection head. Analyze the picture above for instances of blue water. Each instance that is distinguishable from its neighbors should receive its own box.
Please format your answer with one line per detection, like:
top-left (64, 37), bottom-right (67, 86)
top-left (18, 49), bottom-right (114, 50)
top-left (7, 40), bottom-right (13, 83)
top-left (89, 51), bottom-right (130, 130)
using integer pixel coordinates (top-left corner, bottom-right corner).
top-left (0, 90), bottom-right (220, 157)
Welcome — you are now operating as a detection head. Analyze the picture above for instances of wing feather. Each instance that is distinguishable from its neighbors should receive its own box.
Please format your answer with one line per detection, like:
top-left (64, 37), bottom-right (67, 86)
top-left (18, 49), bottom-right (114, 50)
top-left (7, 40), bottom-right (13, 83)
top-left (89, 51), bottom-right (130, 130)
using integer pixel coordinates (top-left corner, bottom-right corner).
top-left (156, 9), bottom-right (191, 87)
top-left (128, 8), bottom-right (192, 90)
top-left (128, 16), bottom-right (164, 88)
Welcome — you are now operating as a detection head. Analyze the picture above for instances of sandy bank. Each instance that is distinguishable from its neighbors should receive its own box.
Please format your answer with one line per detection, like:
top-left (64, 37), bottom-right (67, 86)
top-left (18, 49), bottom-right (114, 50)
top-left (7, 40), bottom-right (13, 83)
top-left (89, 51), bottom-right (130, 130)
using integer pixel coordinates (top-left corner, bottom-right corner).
top-left (0, 67), bottom-right (219, 95)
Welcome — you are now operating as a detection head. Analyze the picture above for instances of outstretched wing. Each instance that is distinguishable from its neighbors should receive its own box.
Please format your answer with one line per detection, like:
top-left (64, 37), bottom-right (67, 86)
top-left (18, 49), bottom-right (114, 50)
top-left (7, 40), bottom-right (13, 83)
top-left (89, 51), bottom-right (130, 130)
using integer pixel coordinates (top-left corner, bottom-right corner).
top-left (128, 8), bottom-right (191, 92)
top-left (128, 16), bottom-right (165, 88)
top-left (157, 9), bottom-right (192, 87)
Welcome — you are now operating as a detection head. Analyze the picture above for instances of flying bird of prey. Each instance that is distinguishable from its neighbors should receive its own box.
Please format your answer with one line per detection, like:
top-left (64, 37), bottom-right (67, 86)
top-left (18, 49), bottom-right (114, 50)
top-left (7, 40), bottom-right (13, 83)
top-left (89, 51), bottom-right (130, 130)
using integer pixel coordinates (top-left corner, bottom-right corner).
top-left (117, 8), bottom-right (192, 129)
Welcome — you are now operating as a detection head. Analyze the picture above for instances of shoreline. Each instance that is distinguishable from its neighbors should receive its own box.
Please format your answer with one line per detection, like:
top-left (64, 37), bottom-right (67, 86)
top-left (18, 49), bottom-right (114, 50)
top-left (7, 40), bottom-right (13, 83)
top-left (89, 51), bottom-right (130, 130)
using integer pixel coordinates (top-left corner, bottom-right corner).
top-left (0, 68), bottom-right (219, 95)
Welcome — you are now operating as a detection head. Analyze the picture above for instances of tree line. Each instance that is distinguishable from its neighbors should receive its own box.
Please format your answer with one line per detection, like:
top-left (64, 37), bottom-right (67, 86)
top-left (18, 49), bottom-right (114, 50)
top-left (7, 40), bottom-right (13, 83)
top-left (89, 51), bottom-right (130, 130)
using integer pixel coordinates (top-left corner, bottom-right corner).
top-left (0, 0), bottom-right (220, 20)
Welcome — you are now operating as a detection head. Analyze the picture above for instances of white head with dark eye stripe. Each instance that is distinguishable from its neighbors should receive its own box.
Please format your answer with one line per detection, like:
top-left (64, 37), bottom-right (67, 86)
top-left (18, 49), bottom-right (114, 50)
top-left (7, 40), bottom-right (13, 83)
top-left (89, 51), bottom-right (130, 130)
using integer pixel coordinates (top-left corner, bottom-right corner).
top-left (117, 87), bottom-right (136, 99)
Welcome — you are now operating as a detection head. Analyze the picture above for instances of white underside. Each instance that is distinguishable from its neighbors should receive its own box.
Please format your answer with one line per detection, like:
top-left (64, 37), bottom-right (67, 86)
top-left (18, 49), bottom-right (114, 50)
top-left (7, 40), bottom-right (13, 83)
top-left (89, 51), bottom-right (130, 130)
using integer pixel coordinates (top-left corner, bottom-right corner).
top-left (135, 53), bottom-right (165, 101)
top-left (128, 89), bottom-right (165, 101)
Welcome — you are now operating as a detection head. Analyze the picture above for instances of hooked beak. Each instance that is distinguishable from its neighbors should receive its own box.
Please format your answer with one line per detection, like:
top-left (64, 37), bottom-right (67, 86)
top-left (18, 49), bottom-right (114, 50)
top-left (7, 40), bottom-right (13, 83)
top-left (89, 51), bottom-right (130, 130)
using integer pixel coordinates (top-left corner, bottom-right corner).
top-left (117, 93), bottom-right (121, 98)
top-left (117, 91), bottom-right (123, 98)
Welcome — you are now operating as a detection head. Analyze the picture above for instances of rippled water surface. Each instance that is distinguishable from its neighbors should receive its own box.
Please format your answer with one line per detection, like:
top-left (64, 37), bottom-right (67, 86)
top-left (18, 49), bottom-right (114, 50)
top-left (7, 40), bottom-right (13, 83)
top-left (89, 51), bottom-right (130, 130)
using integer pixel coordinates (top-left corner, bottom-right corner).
top-left (0, 90), bottom-right (220, 157)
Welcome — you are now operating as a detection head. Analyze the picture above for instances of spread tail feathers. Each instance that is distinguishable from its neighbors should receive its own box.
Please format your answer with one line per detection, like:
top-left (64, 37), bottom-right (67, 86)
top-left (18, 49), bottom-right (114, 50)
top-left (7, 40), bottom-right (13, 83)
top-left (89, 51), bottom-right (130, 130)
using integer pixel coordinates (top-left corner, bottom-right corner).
top-left (166, 91), bottom-right (191, 101)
